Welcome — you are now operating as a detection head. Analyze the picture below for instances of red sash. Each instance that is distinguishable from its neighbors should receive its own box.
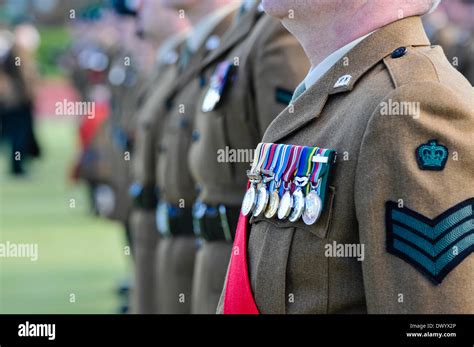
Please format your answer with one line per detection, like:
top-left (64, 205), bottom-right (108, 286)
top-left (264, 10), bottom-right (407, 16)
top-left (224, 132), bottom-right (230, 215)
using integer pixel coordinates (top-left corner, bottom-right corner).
top-left (223, 211), bottom-right (259, 314)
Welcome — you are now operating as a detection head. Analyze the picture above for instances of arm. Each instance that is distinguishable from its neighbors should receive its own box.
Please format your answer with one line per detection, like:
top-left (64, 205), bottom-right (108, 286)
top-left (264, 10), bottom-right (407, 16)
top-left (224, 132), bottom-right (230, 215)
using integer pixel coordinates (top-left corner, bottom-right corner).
top-left (354, 81), bottom-right (474, 313)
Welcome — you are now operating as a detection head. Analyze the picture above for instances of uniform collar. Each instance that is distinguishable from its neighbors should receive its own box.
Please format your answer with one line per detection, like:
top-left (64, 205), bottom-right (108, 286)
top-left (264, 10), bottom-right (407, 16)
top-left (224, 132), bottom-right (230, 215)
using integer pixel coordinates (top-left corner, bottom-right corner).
top-left (165, 5), bottom-right (237, 102)
top-left (302, 31), bottom-right (374, 91)
top-left (264, 16), bottom-right (432, 143)
top-left (186, 2), bottom-right (240, 53)
top-left (156, 30), bottom-right (190, 66)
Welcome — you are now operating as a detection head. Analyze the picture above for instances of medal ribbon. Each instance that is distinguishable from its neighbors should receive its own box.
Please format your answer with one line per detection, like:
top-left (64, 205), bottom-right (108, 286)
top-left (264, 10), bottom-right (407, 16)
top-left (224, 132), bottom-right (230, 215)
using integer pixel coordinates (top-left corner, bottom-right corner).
top-left (280, 145), bottom-right (302, 194)
top-left (308, 148), bottom-right (326, 194)
top-left (271, 144), bottom-right (291, 193)
top-left (295, 146), bottom-right (314, 178)
top-left (263, 143), bottom-right (277, 171)
top-left (263, 143), bottom-right (277, 172)
top-left (249, 143), bottom-right (264, 175)
top-left (266, 144), bottom-right (283, 190)
top-left (256, 143), bottom-right (271, 175)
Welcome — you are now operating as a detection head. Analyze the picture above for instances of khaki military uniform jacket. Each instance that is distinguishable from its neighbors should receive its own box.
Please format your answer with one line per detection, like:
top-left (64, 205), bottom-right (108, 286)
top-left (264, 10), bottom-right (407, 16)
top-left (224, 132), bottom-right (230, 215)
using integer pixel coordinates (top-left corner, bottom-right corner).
top-left (99, 48), bottom-right (146, 222)
top-left (220, 16), bottom-right (474, 314)
top-left (189, 4), bottom-right (309, 206)
top-left (156, 6), bottom-right (237, 205)
top-left (132, 34), bottom-right (186, 187)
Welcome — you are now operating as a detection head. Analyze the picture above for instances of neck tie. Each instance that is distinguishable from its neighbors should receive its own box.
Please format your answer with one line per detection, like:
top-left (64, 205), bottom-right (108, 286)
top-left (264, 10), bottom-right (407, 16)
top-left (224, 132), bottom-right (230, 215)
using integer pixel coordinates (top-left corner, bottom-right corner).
top-left (290, 82), bottom-right (306, 103)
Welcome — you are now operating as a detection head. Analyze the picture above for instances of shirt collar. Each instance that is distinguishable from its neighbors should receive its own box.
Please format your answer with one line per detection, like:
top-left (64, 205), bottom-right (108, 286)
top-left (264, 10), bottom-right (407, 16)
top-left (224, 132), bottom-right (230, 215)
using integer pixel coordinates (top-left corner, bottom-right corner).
top-left (302, 31), bottom-right (374, 90)
top-left (243, 0), bottom-right (258, 11)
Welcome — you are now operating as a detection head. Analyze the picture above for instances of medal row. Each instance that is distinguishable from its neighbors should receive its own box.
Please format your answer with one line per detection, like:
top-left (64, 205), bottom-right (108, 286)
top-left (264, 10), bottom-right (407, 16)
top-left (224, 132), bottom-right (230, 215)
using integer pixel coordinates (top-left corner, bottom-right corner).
top-left (241, 142), bottom-right (336, 225)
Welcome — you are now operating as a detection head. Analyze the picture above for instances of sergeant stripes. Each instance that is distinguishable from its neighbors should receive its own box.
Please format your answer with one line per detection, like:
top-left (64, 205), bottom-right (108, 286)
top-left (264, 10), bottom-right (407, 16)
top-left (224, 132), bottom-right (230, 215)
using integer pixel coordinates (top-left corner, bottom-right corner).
top-left (386, 199), bottom-right (474, 284)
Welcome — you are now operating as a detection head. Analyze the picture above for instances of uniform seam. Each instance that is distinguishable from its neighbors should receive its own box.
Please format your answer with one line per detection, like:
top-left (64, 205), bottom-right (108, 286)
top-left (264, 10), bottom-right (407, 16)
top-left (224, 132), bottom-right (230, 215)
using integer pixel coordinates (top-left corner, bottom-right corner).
top-left (419, 49), bottom-right (441, 83)
top-left (384, 48), bottom-right (441, 89)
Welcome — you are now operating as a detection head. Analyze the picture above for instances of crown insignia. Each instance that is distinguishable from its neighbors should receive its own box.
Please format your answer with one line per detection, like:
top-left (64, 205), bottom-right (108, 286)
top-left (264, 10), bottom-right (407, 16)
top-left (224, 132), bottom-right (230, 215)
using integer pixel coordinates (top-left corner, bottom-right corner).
top-left (416, 140), bottom-right (448, 171)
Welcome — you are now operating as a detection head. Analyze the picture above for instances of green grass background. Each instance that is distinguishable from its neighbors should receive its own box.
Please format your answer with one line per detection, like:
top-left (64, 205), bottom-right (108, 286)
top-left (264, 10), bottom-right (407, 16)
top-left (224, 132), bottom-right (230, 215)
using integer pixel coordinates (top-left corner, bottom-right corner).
top-left (0, 118), bottom-right (130, 313)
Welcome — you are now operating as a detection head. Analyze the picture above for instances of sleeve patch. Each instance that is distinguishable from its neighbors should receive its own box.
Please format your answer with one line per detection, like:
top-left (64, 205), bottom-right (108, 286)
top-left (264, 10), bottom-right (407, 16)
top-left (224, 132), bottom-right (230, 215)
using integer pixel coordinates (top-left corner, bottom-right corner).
top-left (415, 139), bottom-right (448, 171)
top-left (385, 199), bottom-right (474, 285)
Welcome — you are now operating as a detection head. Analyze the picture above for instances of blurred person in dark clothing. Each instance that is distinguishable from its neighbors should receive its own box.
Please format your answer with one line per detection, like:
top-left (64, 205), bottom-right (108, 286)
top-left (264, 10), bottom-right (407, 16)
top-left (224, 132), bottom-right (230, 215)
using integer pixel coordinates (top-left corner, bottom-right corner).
top-left (0, 24), bottom-right (40, 176)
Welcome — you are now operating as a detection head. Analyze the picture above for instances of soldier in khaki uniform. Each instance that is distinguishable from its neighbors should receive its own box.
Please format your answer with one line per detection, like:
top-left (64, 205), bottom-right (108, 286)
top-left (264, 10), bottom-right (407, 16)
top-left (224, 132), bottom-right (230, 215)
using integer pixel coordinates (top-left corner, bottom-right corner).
top-left (219, 0), bottom-right (474, 314)
top-left (188, 0), bottom-right (309, 314)
top-left (154, 0), bottom-right (238, 314)
top-left (129, 0), bottom-right (190, 314)
top-left (92, 5), bottom-right (156, 312)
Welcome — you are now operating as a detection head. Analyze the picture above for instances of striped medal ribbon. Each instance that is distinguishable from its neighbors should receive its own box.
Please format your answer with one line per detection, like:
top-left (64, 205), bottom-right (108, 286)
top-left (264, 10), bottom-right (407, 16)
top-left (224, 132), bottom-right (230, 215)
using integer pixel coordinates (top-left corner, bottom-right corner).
top-left (289, 146), bottom-right (318, 222)
top-left (302, 148), bottom-right (326, 225)
top-left (241, 143), bottom-right (264, 216)
top-left (277, 145), bottom-right (303, 220)
top-left (254, 144), bottom-right (282, 217)
top-left (264, 144), bottom-right (290, 218)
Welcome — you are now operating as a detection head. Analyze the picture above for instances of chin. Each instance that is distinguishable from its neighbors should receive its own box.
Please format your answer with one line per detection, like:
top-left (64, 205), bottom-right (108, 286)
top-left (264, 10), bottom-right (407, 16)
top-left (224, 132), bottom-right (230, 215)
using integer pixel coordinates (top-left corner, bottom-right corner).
top-left (262, 0), bottom-right (291, 19)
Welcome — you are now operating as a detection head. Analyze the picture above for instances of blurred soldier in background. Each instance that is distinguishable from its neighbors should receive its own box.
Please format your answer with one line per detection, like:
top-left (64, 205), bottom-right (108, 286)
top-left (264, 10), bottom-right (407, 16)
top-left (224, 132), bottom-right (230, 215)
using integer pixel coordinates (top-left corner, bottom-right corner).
top-left (188, 0), bottom-right (309, 314)
top-left (0, 22), bottom-right (41, 176)
top-left (128, 0), bottom-right (190, 314)
top-left (73, 0), bottom-right (155, 313)
top-left (425, 0), bottom-right (474, 84)
top-left (99, 1), bottom-right (152, 313)
top-left (154, 0), bottom-right (238, 314)
top-left (66, 13), bottom-right (115, 214)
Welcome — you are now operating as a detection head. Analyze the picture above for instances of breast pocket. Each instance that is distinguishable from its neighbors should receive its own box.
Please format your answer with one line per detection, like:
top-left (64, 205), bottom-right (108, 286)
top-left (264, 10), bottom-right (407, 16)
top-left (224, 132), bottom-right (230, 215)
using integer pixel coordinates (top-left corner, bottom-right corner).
top-left (191, 107), bottom-right (235, 184)
top-left (248, 186), bottom-right (336, 314)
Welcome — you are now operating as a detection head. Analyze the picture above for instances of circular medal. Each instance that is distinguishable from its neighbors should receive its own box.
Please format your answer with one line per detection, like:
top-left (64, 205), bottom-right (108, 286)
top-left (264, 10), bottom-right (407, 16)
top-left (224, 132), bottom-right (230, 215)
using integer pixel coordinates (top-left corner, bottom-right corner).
top-left (264, 190), bottom-right (280, 219)
top-left (253, 186), bottom-right (269, 217)
top-left (278, 190), bottom-right (293, 220)
top-left (289, 189), bottom-right (305, 222)
top-left (241, 185), bottom-right (257, 216)
top-left (302, 190), bottom-right (322, 225)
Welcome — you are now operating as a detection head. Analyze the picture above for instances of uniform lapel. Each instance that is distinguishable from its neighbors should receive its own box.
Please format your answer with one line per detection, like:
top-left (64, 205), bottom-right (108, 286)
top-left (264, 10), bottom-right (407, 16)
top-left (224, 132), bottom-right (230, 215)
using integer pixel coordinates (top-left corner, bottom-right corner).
top-left (264, 16), bottom-right (431, 144)
top-left (165, 8), bottom-right (237, 102)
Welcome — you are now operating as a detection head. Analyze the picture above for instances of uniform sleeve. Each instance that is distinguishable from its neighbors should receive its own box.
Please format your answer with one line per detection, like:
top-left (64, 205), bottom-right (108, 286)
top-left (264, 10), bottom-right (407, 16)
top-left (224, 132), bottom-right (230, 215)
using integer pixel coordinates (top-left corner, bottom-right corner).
top-left (251, 19), bottom-right (309, 136)
top-left (354, 81), bottom-right (474, 313)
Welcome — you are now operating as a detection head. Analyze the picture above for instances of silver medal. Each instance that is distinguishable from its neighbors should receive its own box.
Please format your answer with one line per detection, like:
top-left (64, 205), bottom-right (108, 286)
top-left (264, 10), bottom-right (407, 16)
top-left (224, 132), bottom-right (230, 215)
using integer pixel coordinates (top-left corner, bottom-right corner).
top-left (202, 88), bottom-right (220, 113)
top-left (302, 190), bottom-right (322, 225)
top-left (289, 188), bottom-right (305, 222)
top-left (253, 186), bottom-right (269, 217)
top-left (278, 190), bottom-right (293, 220)
top-left (241, 184), bottom-right (257, 216)
top-left (264, 189), bottom-right (280, 219)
